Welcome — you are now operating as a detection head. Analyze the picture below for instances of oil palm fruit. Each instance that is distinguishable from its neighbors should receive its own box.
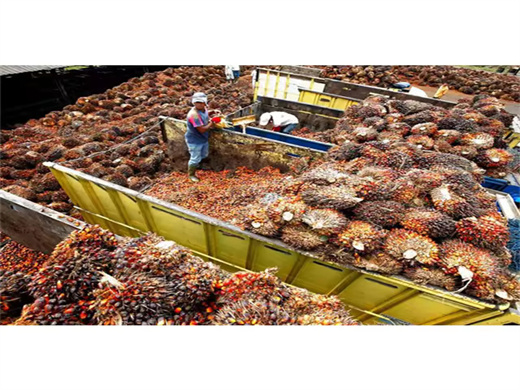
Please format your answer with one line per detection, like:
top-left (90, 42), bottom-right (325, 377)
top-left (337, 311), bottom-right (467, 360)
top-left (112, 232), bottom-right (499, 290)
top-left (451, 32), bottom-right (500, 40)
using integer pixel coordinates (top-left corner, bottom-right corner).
top-left (352, 200), bottom-right (405, 228)
top-left (384, 229), bottom-right (439, 266)
top-left (338, 221), bottom-right (387, 254)
top-left (401, 208), bottom-right (456, 239)
top-left (302, 208), bottom-right (348, 236)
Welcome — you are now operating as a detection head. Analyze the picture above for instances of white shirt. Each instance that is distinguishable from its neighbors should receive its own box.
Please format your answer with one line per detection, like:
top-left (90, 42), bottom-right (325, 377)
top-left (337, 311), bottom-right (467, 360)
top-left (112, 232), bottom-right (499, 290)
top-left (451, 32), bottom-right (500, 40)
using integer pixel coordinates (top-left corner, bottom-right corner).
top-left (408, 86), bottom-right (428, 98)
top-left (270, 112), bottom-right (299, 127)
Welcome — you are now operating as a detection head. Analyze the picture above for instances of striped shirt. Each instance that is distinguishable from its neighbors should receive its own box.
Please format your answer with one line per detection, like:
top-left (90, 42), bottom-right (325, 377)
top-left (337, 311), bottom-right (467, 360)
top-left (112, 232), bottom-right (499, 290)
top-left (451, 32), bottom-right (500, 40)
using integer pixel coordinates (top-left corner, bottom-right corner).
top-left (185, 107), bottom-right (210, 145)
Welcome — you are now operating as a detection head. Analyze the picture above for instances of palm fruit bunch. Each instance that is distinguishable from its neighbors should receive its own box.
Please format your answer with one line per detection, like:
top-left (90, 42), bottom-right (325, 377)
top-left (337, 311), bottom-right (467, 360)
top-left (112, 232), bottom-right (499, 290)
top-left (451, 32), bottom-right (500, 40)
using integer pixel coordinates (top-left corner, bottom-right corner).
top-left (400, 208), bottom-right (456, 239)
top-left (112, 239), bottom-right (224, 325)
top-left (386, 122), bottom-right (411, 136)
top-left (455, 215), bottom-right (509, 250)
top-left (242, 204), bottom-right (280, 237)
top-left (429, 165), bottom-right (481, 191)
top-left (403, 266), bottom-right (459, 291)
top-left (451, 145), bottom-right (478, 159)
top-left (382, 150), bottom-right (416, 170)
top-left (283, 288), bottom-right (357, 326)
top-left (475, 148), bottom-right (513, 168)
top-left (385, 113), bottom-right (404, 124)
top-left (352, 200), bottom-right (405, 228)
top-left (212, 269), bottom-right (358, 326)
top-left (92, 273), bottom-right (178, 325)
top-left (355, 103), bottom-right (387, 119)
top-left (459, 132), bottom-right (495, 150)
top-left (327, 141), bottom-right (361, 161)
top-left (377, 131), bottom-right (404, 144)
top-left (352, 127), bottom-right (379, 142)
top-left (352, 251), bottom-right (404, 275)
top-left (430, 185), bottom-right (479, 219)
top-left (301, 184), bottom-right (363, 209)
top-left (281, 226), bottom-right (326, 251)
top-left (385, 178), bottom-right (418, 205)
top-left (434, 139), bottom-right (453, 153)
top-left (301, 166), bottom-right (350, 185)
top-left (266, 196), bottom-right (307, 226)
top-left (406, 134), bottom-right (435, 150)
top-left (434, 130), bottom-right (461, 144)
top-left (302, 208), bottom-right (348, 235)
top-left (18, 226), bottom-right (119, 325)
top-left (338, 221), bottom-right (387, 254)
top-left (439, 240), bottom-right (520, 302)
top-left (358, 141), bottom-right (391, 162)
top-left (384, 229), bottom-right (440, 266)
top-left (0, 238), bottom-right (49, 322)
top-left (363, 116), bottom-right (386, 131)
top-left (410, 122), bottom-right (438, 136)
top-left (405, 169), bottom-right (445, 193)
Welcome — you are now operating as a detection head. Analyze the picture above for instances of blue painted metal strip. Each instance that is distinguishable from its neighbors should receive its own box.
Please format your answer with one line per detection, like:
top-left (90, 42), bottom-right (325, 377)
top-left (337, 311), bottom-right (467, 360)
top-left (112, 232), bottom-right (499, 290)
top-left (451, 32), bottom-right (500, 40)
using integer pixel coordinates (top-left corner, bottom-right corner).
top-left (228, 126), bottom-right (334, 152)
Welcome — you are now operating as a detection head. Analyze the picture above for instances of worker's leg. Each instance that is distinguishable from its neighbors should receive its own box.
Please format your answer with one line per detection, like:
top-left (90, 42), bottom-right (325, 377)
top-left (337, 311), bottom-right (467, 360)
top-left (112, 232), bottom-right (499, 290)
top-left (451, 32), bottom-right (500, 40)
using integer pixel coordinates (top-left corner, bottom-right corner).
top-left (187, 143), bottom-right (204, 182)
top-left (199, 142), bottom-right (211, 170)
top-left (282, 123), bottom-right (298, 134)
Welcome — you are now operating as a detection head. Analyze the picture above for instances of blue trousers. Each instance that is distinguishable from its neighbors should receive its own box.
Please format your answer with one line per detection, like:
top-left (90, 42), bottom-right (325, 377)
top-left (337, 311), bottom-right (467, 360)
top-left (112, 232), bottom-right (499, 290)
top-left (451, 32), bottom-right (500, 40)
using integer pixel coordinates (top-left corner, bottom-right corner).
top-left (281, 123), bottom-right (298, 134)
top-left (187, 141), bottom-right (209, 167)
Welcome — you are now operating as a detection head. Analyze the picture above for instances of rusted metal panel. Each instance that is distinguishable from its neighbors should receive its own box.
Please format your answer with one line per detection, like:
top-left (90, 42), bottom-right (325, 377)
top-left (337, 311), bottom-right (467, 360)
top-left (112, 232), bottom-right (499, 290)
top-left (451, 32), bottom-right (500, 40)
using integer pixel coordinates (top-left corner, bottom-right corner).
top-left (0, 190), bottom-right (85, 253)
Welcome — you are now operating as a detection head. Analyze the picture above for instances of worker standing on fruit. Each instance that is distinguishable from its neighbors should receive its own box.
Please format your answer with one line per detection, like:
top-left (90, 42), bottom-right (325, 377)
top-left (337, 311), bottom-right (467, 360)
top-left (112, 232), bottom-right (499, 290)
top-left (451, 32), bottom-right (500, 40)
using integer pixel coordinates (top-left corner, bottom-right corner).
top-left (259, 112), bottom-right (299, 134)
top-left (185, 92), bottom-right (219, 183)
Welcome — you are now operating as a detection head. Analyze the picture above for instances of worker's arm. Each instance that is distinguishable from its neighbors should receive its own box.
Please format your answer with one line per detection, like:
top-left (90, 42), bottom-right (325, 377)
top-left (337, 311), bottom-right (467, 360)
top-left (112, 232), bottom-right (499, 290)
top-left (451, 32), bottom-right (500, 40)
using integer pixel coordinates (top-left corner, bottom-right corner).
top-left (195, 122), bottom-right (214, 134)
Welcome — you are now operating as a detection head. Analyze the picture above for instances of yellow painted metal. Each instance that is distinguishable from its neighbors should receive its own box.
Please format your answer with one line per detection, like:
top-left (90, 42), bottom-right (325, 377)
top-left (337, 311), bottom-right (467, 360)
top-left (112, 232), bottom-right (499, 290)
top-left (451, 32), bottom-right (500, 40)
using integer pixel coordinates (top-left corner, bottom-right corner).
top-left (274, 72), bottom-right (280, 98)
top-left (253, 78), bottom-right (259, 101)
top-left (504, 131), bottom-right (520, 148)
top-left (284, 74), bottom-right (290, 100)
top-left (469, 309), bottom-right (520, 325)
top-left (45, 162), bottom-right (514, 325)
top-left (298, 89), bottom-right (359, 110)
top-left (263, 70), bottom-right (270, 97)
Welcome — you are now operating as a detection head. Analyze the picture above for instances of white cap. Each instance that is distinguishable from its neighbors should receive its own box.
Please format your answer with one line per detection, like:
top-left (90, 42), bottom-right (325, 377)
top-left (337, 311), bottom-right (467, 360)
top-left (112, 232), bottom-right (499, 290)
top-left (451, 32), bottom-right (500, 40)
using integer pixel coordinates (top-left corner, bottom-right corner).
top-left (259, 113), bottom-right (272, 126)
top-left (191, 92), bottom-right (208, 105)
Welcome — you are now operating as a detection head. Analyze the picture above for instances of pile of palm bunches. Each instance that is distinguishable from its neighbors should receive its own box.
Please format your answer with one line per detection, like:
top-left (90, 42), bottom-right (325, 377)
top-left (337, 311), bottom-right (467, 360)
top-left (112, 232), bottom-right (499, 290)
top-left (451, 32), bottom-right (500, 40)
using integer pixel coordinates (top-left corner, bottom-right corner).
top-left (319, 66), bottom-right (520, 101)
top-left (0, 66), bottom-right (255, 210)
top-left (0, 234), bottom-right (49, 324)
top-left (16, 226), bottom-right (119, 325)
top-left (318, 94), bottom-right (515, 179)
top-left (146, 138), bottom-right (520, 303)
top-left (10, 226), bottom-right (358, 325)
top-left (213, 269), bottom-right (357, 325)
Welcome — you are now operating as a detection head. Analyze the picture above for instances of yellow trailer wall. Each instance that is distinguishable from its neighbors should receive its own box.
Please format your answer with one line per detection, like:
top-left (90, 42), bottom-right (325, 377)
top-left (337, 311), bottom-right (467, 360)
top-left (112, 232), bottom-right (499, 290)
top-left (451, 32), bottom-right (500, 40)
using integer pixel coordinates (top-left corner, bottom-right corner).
top-left (45, 162), bottom-right (519, 325)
